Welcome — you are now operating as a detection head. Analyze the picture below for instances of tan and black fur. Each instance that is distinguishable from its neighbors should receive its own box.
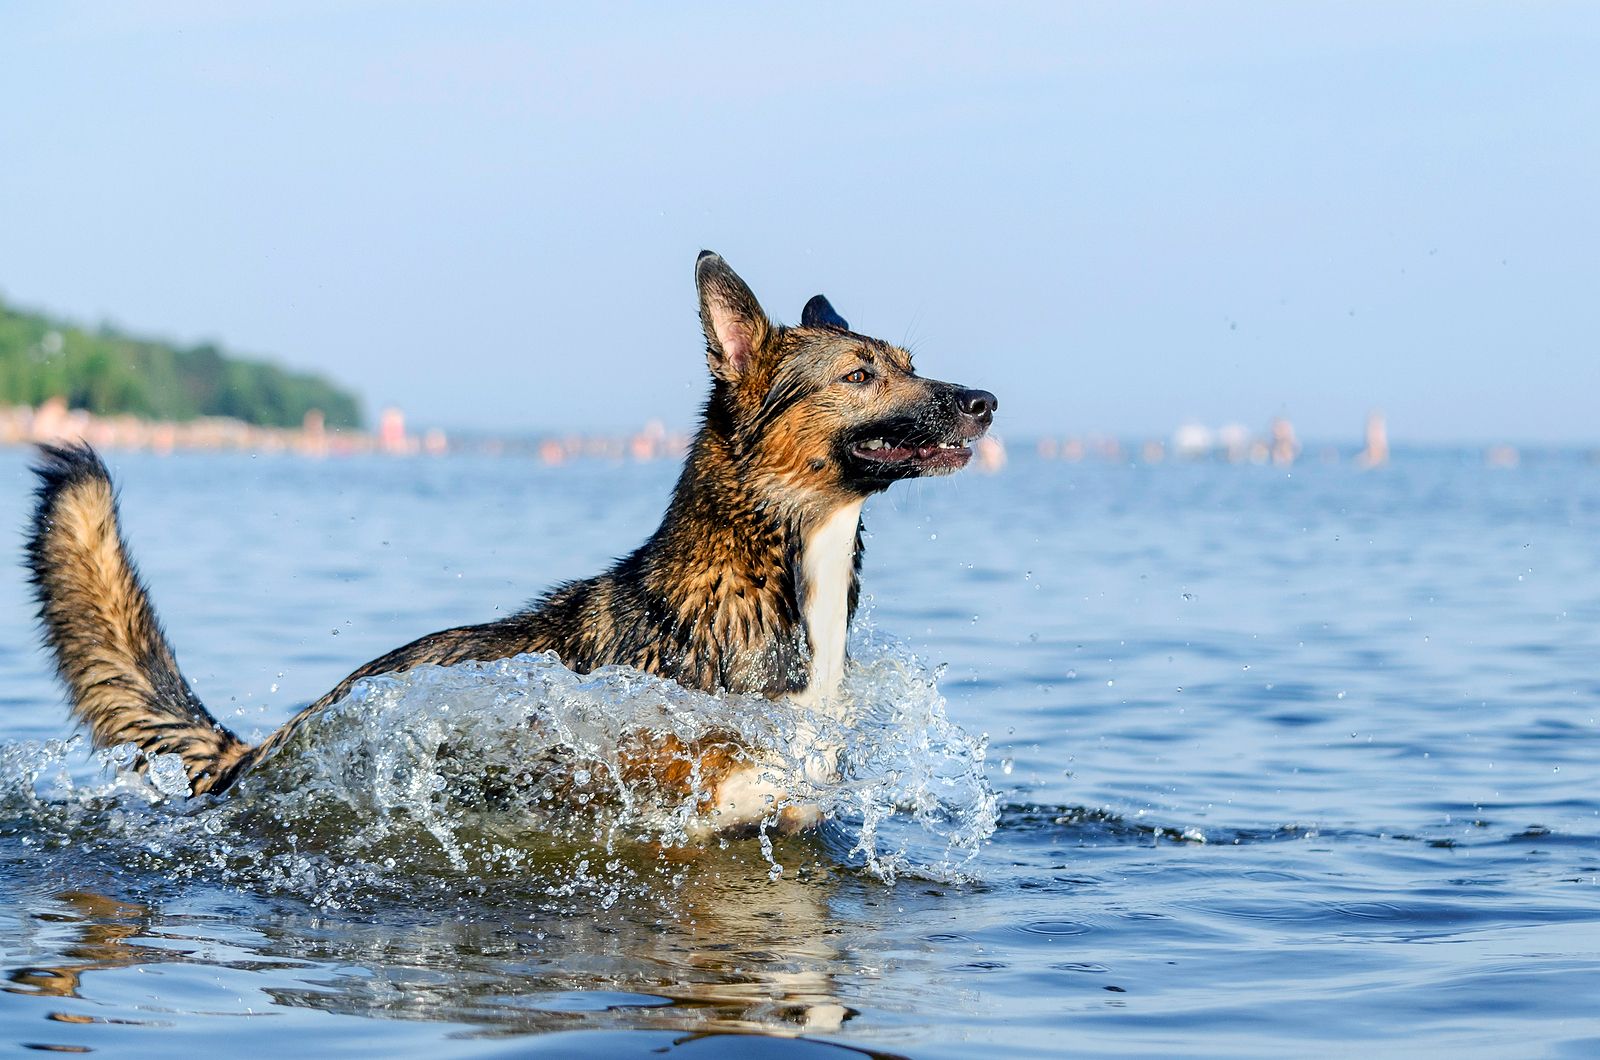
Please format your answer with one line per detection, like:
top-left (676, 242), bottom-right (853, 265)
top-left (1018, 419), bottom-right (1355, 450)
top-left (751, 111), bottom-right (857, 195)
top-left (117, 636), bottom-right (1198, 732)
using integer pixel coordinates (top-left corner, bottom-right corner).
top-left (26, 252), bottom-right (996, 825)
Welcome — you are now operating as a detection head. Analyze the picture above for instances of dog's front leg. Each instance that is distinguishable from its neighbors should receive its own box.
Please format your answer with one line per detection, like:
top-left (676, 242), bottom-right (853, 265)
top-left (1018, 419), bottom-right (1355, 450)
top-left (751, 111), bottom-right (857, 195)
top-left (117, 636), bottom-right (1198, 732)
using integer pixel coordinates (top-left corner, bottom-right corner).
top-left (704, 763), bottom-right (822, 836)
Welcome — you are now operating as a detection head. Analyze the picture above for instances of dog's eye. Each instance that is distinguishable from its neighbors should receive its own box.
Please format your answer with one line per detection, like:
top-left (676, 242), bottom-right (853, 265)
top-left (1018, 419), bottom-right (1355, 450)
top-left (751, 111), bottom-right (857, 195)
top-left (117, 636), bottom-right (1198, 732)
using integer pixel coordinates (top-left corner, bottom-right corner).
top-left (841, 368), bottom-right (872, 385)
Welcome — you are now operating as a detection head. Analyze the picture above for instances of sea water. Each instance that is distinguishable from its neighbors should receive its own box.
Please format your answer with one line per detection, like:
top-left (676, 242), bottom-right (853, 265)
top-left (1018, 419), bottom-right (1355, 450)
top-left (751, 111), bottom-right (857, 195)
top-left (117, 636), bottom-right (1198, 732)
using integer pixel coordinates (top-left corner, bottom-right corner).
top-left (0, 447), bottom-right (1595, 1056)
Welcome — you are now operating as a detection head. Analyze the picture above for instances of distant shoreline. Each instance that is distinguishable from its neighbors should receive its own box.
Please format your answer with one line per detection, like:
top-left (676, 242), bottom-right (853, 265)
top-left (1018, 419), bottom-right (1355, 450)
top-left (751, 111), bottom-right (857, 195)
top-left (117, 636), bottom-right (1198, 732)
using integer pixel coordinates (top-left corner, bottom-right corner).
top-left (0, 398), bottom-right (697, 463)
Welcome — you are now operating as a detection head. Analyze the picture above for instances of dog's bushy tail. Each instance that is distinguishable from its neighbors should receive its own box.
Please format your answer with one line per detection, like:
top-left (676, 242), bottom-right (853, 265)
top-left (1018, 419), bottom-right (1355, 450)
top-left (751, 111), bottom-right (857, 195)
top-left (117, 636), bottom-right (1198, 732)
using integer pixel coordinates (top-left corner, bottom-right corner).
top-left (26, 444), bottom-right (251, 795)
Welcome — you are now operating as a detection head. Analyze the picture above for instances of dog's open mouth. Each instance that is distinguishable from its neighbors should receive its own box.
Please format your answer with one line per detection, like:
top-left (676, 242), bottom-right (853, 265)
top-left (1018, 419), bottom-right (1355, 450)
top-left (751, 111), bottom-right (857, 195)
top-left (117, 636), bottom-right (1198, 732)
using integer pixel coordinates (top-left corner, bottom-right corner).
top-left (851, 437), bottom-right (975, 471)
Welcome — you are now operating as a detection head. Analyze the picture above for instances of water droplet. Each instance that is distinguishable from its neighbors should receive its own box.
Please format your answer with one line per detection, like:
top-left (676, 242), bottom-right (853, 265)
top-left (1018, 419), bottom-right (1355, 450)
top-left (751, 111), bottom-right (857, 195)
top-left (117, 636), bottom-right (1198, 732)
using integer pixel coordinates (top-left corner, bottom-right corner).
top-left (1001, 758), bottom-right (1014, 775)
top-left (147, 754), bottom-right (192, 798)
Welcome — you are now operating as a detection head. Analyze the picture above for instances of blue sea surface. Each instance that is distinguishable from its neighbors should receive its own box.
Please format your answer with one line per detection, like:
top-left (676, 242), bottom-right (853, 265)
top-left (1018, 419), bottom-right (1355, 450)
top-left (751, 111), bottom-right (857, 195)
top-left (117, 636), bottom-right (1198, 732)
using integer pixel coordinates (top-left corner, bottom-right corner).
top-left (0, 446), bottom-right (1596, 1056)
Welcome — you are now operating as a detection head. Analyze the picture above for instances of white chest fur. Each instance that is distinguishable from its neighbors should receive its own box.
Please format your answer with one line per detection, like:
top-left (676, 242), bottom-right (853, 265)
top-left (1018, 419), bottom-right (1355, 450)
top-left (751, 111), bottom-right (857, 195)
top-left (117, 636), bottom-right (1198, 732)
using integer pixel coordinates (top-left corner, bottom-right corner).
top-left (793, 500), bottom-right (863, 711)
top-left (702, 501), bottom-right (864, 833)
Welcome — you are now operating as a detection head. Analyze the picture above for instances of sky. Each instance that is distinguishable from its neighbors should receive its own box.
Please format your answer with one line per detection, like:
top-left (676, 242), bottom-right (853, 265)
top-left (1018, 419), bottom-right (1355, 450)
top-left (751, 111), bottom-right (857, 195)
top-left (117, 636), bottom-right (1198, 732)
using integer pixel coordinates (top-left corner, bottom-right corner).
top-left (1, 2), bottom-right (1596, 444)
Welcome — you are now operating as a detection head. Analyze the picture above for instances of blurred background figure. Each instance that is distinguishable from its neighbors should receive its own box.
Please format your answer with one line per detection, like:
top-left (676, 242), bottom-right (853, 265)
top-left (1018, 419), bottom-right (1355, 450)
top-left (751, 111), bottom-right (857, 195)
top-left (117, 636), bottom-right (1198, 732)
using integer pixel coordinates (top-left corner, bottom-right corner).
top-left (1218, 423), bottom-right (1249, 463)
top-left (1356, 409), bottom-right (1389, 468)
top-left (1173, 423), bottom-right (1213, 460)
top-left (300, 408), bottom-right (328, 458)
top-left (1269, 416), bottom-right (1299, 466)
top-left (31, 396), bottom-right (71, 443)
top-left (629, 419), bottom-right (667, 461)
top-left (976, 434), bottom-right (1006, 473)
top-left (378, 407), bottom-right (411, 455)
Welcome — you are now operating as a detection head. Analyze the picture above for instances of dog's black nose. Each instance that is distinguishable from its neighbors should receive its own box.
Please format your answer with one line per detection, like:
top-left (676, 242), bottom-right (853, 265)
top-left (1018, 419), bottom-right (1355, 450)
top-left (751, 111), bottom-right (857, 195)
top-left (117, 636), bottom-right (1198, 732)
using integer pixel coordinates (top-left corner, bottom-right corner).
top-left (956, 388), bottom-right (998, 420)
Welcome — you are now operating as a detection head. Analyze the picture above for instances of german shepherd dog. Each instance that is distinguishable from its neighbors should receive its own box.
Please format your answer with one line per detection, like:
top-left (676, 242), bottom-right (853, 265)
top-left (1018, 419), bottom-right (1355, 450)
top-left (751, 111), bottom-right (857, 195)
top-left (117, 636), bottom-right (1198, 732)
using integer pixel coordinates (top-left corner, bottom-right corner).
top-left (25, 252), bottom-right (996, 833)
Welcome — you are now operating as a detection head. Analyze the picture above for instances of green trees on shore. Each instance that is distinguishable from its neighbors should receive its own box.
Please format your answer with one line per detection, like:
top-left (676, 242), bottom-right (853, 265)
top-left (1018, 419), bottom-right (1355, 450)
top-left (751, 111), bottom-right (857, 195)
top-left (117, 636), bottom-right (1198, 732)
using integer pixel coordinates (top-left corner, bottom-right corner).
top-left (0, 297), bottom-right (363, 429)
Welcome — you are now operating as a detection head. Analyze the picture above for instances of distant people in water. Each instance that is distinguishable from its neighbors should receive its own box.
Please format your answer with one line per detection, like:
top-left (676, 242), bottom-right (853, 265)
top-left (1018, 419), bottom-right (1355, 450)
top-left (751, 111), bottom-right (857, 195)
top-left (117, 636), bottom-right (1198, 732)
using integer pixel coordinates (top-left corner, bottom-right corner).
top-left (1356, 409), bottom-right (1389, 468)
top-left (11, 398), bottom-right (1426, 474)
top-left (1217, 423), bottom-right (1250, 463)
top-left (976, 434), bottom-right (1006, 473)
top-left (1269, 417), bottom-right (1299, 466)
top-left (378, 407), bottom-right (410, 455)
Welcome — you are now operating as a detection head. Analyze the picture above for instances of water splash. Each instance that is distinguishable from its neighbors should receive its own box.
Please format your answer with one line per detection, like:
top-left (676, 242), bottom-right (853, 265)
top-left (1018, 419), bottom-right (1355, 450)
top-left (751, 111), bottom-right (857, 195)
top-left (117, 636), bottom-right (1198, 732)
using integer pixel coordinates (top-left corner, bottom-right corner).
top-left (0, 634), bottom-right (996, 906)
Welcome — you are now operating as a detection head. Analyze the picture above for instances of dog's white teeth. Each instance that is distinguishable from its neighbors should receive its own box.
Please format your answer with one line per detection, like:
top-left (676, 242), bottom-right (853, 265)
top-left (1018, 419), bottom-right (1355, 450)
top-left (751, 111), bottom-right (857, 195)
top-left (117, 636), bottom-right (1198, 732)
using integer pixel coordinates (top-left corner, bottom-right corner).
top-left (861, 439), bottom-right (887, 451)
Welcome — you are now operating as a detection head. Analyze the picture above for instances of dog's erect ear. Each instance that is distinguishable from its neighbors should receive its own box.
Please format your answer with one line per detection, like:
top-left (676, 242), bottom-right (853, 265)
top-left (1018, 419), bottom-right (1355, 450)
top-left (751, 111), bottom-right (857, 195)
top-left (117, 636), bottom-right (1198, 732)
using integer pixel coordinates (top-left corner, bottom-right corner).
top-left (696, 251), bottom-right (770, 382)
top-left (801, 295), bottom-right (849, 331)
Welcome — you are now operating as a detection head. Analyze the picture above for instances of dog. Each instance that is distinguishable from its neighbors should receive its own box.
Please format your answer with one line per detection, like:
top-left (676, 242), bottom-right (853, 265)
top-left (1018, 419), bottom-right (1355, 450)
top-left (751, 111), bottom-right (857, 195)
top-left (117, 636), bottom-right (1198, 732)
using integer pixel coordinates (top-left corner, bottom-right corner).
top-left (25, 251), bottom-right (996, 833)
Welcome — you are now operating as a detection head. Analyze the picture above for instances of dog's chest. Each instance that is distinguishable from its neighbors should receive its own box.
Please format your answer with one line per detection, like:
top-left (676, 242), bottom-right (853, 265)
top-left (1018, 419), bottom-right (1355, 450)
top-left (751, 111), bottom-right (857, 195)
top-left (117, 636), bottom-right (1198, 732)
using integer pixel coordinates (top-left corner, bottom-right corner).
top-left (793, 501), bottom-right (863, 709)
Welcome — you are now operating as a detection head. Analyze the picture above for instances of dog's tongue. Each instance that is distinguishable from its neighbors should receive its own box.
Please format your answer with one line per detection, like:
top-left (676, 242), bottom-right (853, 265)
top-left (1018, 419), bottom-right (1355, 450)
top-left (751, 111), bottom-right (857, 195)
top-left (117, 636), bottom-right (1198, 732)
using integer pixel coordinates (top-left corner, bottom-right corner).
top-left (916, 446), bottom-right (937, 459)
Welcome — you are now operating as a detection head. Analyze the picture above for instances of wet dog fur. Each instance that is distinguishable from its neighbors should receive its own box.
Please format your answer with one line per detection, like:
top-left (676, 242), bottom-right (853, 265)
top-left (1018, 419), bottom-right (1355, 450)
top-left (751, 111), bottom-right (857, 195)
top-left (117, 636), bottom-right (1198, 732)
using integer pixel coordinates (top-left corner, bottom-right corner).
top-left (25, 252), bottom-right (996, 832)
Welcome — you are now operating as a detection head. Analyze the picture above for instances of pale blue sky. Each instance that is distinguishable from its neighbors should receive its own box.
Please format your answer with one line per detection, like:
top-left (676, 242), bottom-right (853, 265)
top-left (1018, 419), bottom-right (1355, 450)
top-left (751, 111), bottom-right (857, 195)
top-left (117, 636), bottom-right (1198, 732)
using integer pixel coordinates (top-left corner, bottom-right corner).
top-left (2, 3), bottom-right (1596, 443)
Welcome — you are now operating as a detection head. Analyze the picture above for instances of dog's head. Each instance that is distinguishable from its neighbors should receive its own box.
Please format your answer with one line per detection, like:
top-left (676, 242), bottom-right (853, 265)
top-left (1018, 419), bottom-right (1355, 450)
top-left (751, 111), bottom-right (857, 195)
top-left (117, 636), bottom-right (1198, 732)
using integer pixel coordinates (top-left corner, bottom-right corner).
top-left (696, 252), bottom-right (996, 506)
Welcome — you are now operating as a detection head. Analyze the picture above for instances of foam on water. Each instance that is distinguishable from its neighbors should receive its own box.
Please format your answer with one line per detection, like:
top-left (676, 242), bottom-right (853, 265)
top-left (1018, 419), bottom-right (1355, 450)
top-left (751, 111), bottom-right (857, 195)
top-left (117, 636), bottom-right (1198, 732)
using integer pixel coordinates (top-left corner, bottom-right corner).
top-left (0, 633), bottom-right (996, 909)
